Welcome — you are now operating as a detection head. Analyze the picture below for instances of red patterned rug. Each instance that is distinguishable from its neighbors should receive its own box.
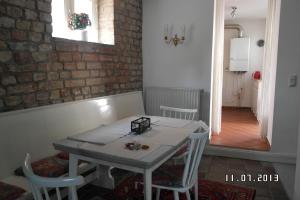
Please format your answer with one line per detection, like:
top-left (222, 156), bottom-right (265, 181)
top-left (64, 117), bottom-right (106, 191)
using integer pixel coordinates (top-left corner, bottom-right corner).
top-left (109, 176), bottom-right (256, 200)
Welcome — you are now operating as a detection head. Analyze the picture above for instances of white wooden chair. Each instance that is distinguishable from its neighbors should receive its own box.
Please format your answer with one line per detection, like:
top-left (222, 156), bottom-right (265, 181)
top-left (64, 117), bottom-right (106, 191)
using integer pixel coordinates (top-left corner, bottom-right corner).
top-left (22, 154), bottom-right (84, 200)
top-left (160, 105), bottom-right (198, 163)
top-left (153, 122), bottom-right (209, 200)
top-left (160, 105), bottom-right (198, 121)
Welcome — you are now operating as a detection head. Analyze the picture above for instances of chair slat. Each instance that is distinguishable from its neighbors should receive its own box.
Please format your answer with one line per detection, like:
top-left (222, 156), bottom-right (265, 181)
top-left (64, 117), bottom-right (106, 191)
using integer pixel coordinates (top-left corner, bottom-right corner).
top-left (43, 187), bottom-right (50, 200)
top-left (182, 131), bottom-right (208, 187)
top-left (22, 154), bottom-right (84, 200)
top-left (160, 105), bottom-right (197, 121)
top-left (56, 188), bottom-right (62, 200)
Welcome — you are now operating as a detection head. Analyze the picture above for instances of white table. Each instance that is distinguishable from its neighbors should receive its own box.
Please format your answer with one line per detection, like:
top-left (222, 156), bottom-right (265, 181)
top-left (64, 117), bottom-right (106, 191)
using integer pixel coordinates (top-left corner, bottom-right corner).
top-left (53, 116), bottom-right (202, 200)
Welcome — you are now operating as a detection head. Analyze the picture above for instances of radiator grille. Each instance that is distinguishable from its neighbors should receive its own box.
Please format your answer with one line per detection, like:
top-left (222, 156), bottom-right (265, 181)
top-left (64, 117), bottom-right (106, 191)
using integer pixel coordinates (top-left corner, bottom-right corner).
top-left (144, 87), bottom-right (203, 120)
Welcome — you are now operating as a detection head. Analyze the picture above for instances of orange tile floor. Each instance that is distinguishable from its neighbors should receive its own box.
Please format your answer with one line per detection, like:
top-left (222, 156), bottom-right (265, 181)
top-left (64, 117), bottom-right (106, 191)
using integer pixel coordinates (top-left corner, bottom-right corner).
top-left (210, 107), bottom-right (270, 151)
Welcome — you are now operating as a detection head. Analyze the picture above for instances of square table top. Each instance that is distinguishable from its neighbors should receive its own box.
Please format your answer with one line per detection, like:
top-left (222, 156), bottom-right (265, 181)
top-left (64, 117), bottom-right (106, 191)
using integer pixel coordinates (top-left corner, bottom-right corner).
top-left (53, 116), bottom-right (202, 169)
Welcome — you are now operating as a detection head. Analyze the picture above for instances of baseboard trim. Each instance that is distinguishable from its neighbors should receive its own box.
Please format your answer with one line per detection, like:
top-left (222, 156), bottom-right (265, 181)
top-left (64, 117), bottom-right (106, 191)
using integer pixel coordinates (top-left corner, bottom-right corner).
top-left (204, 145), bottom-right (297, 164)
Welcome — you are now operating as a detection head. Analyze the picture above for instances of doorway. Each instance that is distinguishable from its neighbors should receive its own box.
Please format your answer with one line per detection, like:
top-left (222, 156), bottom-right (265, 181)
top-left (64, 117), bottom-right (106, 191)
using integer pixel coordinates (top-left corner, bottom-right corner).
top-left (210, 0), bottom-right (281, 151)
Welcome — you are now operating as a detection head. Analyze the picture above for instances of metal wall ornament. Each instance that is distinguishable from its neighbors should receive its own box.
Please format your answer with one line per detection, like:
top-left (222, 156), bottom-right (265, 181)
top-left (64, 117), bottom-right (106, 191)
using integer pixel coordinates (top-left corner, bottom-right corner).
top-left (164, 25), bottom-right (186, 47)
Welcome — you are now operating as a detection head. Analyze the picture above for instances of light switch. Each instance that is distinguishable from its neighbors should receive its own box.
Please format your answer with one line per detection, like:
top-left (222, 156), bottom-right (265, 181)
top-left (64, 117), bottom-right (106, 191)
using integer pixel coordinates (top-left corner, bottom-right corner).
top-left (289, 74), bottom-right (297, 87)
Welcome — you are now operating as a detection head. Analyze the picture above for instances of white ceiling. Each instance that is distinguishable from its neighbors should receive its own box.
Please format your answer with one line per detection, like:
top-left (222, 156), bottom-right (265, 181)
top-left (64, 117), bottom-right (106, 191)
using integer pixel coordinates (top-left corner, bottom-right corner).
top-left (225, 0), bottom-right (268, 20)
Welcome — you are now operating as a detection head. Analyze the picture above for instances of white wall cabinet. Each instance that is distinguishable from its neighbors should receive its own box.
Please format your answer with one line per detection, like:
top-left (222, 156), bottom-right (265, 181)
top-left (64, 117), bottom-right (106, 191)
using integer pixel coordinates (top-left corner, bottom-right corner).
top-left (230, 37), bottom-right (250, 71)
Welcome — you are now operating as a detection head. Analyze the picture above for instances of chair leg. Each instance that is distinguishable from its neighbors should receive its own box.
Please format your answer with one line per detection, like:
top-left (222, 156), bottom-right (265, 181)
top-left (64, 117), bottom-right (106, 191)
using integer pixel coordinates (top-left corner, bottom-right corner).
top-left (194, 175), bottom-right (198, 200)
top-left (186, 190), bottom-right (191, 200)
top-left (156, 188), bottom-right (161, 200)
top-left (173, 191), bottom-right (179, 200)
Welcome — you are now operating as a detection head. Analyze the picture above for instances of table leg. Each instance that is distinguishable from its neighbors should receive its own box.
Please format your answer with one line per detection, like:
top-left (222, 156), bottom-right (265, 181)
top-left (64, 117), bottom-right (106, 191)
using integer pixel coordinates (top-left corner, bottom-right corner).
top-left (69, 154), bottom-right (79, 200)
top-left (144, 169), bottom-right (152, 200)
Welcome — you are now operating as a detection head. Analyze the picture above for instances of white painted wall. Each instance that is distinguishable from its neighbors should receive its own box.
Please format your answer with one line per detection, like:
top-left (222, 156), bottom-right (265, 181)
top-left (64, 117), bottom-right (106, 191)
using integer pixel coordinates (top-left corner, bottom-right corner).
top-left (270, 0), bottom-right (300, 156)
top-left (143, 0), bottom-right (300, 159)
top-left (222, 19), bottom-right (266, 107)
top-left (273, 163), bottom-right (295, 199)
top-left (294, 122), bottom-right (300, 200)
top-left (142, 0), bottom-right (214, 123)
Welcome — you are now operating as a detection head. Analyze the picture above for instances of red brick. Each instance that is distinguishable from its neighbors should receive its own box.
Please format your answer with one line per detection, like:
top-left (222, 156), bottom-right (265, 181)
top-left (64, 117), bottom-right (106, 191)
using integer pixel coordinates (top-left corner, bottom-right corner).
top-left (32, 52), bottom-right (49, 62)
top-left (2, 76), bottom-right (16, 87)
top-left (36, 92), bottom-right (49, 101)
top-left (65, 80), bottom-right (85, 88)
top-left (64, 62), bottom-right (76, 70)
top-left (86, 62), bottom-right (101, 69)
top-left (90, 70), bottom-right (100, 77)
top-left (22, 94), bottom-right (36, 105)
top-left (86, 78), bottom-right (104, 86)
top-left (76, 62), bottom-right (86, 69)
top-left (47, 72), bottom-right (59, 80)
top-left (60, 89), bottom-right (71, 97)
top-left (51, 52), bottom-right (58, 61)
top-left (72, 88), bottom-right (81, 96)
top-left (11, 30), bottom-right (27, 41)
top-left (47, 81), bottom-right (63, 90)
top-left (4, 96), bottom-right (22, 106)
top-left (99, 55), bottom-right (113, 62)
top-left (82, 87), bottom-right (90, 95)
top-left (14, 52), bottom-right (32, 64)
top-left (99, 70), bottom-right (106, 77)
top-left (17, 73), bottom-right (32, 83)
top-left (59, 71), bottom-right (71, 79)
top-left (7, 83), bottom-right (37, 94)
top-left (37, 63), bottom-right (50, 72)
top-left (72, 71), bottom-right (90, 78)
top-left (33, 72), bottom-right (46, 81)
top-left (58, 52), bottom-right (73, 62)
top-left (50, 90), bottom-right (60, 100)
top-left (91, 86), bottom-right (105, 94)
top-left (82, 53), bottom-right (98, 61)
top-left (72, 52), bottom-right (82, 61)
top-left (100, 47), bottom-right (114, 54)
top-left (51, 62), bottom-right (63, 71)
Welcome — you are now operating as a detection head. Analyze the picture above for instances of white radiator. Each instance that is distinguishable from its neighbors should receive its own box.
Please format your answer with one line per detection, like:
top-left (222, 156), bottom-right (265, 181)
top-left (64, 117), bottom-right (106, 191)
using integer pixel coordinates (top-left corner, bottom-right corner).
top-left (144, 87), bottom-right (203, 120)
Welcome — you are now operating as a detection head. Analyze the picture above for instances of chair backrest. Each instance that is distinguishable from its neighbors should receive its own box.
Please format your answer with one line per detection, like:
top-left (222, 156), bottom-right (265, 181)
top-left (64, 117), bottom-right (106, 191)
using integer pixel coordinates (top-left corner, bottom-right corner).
top-left (160, 105), bottom-right (198, 120)
top-left (182, 121), bottom-right (209, 188)
top-left (22, 154), bottom-right (84, 200)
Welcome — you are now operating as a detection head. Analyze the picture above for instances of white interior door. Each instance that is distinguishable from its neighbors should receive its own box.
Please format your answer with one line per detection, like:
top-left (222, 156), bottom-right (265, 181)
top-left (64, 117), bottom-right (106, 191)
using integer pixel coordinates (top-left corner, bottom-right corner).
top-left (210, 0), bottom-right (225, 135)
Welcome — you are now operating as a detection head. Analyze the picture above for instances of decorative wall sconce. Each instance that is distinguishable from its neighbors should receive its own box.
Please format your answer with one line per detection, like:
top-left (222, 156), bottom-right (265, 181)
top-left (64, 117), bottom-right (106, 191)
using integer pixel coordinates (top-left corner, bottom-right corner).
top-left (164, 25), bottom-right (186, 47)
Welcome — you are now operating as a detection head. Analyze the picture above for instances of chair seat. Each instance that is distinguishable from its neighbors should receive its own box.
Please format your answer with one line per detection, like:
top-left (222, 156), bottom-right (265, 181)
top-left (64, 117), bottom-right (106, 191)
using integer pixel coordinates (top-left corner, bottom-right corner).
top-left (114, 164), bottom-right (186, 199)
top-left (15, 156), bottom-right (68, 178)
top-left (0, 181), bottom-right (26, 200)
top-left (152, 164), bottom-right (185, 188)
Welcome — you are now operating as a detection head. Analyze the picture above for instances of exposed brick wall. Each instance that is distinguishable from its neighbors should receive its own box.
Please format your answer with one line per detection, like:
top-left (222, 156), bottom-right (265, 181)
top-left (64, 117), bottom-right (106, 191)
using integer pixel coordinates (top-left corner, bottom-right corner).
top-left (0, 0), bottom-right (142, 112)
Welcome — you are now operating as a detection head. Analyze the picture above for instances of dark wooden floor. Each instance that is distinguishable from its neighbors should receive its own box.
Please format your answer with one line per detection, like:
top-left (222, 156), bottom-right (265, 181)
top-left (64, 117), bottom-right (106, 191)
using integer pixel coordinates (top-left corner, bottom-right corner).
top-left (210, 107), bottom-right (270, 151)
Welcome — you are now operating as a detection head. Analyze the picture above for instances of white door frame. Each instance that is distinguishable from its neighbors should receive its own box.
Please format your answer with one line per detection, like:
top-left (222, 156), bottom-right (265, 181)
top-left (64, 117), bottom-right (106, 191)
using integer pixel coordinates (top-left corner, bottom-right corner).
top-left (210, 0), bottom-right (225, 137)
top-left (210, 0), bottom-right (282, 145)
top-left (259, 0), bottom-right (281, 144)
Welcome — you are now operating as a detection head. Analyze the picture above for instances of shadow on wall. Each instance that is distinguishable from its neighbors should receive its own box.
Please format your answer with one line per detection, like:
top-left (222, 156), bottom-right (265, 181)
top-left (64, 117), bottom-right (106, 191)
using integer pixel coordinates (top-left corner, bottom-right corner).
top-left (200, 91), bottom-right (210, 124)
